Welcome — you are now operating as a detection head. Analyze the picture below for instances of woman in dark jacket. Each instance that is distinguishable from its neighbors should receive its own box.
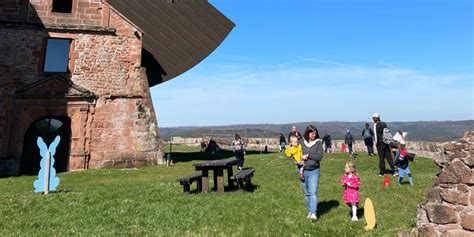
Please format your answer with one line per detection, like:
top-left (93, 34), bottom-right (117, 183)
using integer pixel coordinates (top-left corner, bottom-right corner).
top-left (300, 125), bottom-right (323, 221)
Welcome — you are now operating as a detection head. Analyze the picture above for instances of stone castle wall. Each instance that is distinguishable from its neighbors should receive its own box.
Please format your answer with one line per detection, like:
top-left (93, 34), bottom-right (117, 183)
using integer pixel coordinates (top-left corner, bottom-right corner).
top-left (0, 0), bottom-right (162, 175)
top-left (168, 137), bottom-right (443, 159)
top-left (414, 131), bottom-right (473, 236)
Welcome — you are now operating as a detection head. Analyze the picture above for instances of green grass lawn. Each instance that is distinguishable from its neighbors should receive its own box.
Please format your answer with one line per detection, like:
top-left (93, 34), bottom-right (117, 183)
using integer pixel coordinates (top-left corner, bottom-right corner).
top-left (0, 145), bottom-right (439, 236)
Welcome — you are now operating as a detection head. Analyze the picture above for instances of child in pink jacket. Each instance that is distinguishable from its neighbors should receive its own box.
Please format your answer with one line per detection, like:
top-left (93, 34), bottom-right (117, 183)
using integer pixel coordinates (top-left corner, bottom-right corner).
top-left (341, 161), bottom-right (360, 221)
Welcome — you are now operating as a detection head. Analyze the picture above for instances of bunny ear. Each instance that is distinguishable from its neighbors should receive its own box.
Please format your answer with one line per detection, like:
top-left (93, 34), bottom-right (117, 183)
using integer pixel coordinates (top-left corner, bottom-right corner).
top-left (48, 136), bottom-right (61, 157)
top-left (37, 137), bottom-right (48, 159)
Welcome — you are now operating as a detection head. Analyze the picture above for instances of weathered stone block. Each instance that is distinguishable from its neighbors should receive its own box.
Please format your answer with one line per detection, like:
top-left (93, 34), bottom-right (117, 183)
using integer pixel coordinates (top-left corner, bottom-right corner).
top-left (457, 184), bottom-right (469, 192)
top-left (438, 160), bottom-right (471, 184)
top-left (132, 159), bottom-right (147, 167)
top-left (461, 170), bottom-right (474, 184)
top-left (471, 190), bottom-right (474, 205)
top-left (460, 212), bottom-right (474, 231)
top-left (445, 224), bottom-right (460, 232)
top-left (417, 206), bottom-right (430, 226)
top-left (426, 188), bottom-right (443, 203)
top-left (112, 160), bottom-right (131, 169)
top-left (95, 160), bottom-right (113, 169)
top-left (460, 153), bottom-right (473, 167)
top-left (426, 204), bottom-right (458, 224)
top-left (440, 189), bottom-right (469, 206)
top-left (417, 225), bottom-right (438, 237)
top-left (444, 230), bottom-right (472, 237)
top-left (444, 142), bottom-right (464, 151)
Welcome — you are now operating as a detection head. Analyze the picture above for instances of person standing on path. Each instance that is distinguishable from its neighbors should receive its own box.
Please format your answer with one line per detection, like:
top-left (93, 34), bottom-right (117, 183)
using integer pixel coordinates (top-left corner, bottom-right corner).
top-left (344, 130), bottom-right (355, 156)
top-left (362, 123), bottom-right (375, 156)
top-left (372, 113), bottom-right (398, 177)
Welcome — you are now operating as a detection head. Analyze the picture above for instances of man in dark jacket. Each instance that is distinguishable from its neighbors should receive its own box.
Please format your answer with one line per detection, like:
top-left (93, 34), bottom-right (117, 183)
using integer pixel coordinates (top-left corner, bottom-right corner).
top-left (372, 113), bottom-right (397, 177)
top-left (362, 123), bottom-right (375, 156)
top-left (288, 126), bottom-right (302, 143)
top-left (344, 130), bottom-right (354, 155)
top-left (278, 133), bottom-right (286, 152)
top-left (322, 133), bottom-right (332, 153)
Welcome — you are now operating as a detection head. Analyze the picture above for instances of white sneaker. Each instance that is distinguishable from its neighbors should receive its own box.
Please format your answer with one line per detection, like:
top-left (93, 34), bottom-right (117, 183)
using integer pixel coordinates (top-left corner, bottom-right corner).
top-left (310, 213), bottom-right (317, 221)
top-left (351, 216), bottom-right (359, 222)
top-left (307, 213), bottom-right (311, 219)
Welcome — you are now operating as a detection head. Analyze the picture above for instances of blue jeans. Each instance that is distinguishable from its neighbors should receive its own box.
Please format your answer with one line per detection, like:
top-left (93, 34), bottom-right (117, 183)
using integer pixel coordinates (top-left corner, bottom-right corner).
top-left (280, 142), bottom-right (286, 151)
top-left (303, 168), bottom-right (320, 215)
top-left (398, 167), bottom-right (413, 184)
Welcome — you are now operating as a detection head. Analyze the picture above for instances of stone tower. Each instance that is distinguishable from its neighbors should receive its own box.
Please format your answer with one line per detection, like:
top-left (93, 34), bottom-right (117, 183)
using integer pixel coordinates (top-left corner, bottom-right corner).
top-left (0, 0), bottom-right (234, 175)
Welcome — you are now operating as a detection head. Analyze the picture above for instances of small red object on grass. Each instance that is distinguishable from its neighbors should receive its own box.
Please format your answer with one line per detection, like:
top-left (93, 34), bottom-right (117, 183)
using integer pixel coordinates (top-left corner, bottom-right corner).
top-left (383, 174), bottom-right (391, 187)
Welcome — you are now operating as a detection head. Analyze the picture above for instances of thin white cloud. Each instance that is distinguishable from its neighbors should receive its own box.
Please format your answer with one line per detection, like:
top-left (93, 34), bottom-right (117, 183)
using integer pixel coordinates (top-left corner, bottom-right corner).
top-left (377, 58), bottom-right (395, 68)
top-left (275, 57), bottom-right (360, 69)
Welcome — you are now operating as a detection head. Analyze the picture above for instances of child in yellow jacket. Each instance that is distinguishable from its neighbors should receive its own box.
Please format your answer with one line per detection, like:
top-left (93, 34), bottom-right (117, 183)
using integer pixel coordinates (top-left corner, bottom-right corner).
top-left (285, 135), bottom-right (305, 181)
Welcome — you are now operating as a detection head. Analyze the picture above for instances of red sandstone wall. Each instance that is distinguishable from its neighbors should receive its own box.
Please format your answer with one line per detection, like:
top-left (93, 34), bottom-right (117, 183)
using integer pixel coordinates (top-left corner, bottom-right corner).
top-left (0, 0), bottom-right (105, 26)
top-left (0, 1), bottom-right (163, 174)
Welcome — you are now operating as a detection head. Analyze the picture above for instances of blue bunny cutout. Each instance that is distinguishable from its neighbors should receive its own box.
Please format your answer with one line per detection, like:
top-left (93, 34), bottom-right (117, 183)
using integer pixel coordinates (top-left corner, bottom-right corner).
top-left (34, 136), bottom-right (61, 193)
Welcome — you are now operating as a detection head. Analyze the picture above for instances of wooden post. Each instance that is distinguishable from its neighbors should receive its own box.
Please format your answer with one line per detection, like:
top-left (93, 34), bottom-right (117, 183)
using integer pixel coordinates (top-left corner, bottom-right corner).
top-left (44, 151), bottom-right (51, 194)
top-left (215, 169), bottom-right (224, 193)
top-left (201, 170), bottom-right (209, 193)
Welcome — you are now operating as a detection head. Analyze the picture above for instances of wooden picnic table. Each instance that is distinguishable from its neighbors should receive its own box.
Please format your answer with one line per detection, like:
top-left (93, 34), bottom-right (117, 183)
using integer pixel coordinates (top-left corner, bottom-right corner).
top-left (193, 158), bottom-right (238, 193)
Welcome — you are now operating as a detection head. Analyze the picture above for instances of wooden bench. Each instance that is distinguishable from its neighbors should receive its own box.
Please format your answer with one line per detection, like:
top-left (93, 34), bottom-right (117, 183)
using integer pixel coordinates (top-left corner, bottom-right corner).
top-left (178, 172), bottom-right (202, 193)
top-left (233, 169), bottom-right (255, 191)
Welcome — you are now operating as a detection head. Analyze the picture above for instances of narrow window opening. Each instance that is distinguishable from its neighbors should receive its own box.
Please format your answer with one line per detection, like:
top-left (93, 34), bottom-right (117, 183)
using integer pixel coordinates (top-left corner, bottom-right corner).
top-left (52, 0), bottom-right (73, 13)
top-left (43, 38), bottom-right (71, 73)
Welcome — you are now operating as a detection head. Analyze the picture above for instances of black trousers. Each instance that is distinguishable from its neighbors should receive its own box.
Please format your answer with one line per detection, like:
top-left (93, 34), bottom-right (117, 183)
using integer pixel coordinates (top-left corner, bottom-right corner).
top-left (364, 138), bottom-right (374, 155)
top-left (376, 142), bottom-right (396, 174)
top-left (235, 151), bottom-right (245, 167)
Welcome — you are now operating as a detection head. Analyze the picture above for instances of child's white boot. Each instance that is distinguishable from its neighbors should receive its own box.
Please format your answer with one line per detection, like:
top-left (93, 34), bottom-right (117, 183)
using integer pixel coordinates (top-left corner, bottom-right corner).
top-left (351, 205), bottom-right (358, 221)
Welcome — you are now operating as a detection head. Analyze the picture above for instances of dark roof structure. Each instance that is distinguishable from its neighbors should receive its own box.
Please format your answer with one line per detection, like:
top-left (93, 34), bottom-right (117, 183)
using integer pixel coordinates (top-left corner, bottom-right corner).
top-left (107, 0), bottom-right (235, 87)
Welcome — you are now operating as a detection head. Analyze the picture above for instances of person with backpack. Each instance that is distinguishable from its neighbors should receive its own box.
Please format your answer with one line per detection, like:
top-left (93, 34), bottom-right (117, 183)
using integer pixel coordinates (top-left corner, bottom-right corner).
top-left (344, 130), bottom-right (355, 156)
top-left (362, 123), bottom-right (375, 156)
top-left (372, 113), bottom-right (398, 177)
top-left (322, 133), bottom-right (332, 153)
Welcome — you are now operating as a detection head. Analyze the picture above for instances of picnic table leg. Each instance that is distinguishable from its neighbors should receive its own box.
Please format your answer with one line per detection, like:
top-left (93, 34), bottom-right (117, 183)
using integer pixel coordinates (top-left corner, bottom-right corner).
top-left (227, 167), bottom-right (234, 188)
top-left (215, 169), bottom-right (224, 193)
top-left (213, 169), bottom-right (218, 191)
top-left (201, 170), bottom-right (209, 193)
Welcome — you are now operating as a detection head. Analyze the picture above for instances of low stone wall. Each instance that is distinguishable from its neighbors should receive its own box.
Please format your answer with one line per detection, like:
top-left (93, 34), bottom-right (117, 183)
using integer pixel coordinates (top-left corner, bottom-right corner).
top-left (168, 137), bottom-right (443, 159)
top-left (413, 131), bottom-right (473, 236)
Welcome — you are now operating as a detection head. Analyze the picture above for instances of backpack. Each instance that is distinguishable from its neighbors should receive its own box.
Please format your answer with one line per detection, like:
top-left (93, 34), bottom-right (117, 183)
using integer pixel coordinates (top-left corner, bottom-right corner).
top-left (382, 128), bottom-right (395, 145)
top-left (363, 128), bottom-right (373, 139)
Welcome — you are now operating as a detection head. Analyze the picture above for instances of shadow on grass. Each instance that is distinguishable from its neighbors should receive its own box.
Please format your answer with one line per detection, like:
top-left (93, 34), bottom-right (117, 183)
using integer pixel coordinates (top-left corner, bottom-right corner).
top-left (183, 184), bottom-right (260, 194)
top-left (357, 207), bottom-right (364, 219)
top-left (317, 199), bottom-right (340, 217)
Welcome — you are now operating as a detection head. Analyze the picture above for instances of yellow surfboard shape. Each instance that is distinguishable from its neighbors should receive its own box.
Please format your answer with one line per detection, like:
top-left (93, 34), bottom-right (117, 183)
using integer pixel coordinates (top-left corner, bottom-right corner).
top-left (364, 198), bottom-right (376, 230)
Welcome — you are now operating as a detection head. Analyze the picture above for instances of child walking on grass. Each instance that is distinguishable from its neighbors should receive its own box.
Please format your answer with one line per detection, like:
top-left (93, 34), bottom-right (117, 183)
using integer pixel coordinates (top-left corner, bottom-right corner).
top-left (284, 135), bottom-right (305, 181)
top-left (341, 161), bottom-right (360, 221)
top-left (395, 149), bottom-right (414, 186)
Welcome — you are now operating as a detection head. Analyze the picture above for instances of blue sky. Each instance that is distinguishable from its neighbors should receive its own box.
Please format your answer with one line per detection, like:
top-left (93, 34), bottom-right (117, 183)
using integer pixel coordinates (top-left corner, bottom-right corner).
top-left (151, 0), bottom-right (473, 127)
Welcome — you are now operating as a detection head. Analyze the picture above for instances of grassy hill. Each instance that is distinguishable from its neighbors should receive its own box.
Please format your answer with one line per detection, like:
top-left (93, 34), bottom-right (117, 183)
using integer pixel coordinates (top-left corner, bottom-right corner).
top-left (160, 120), bottom-right (473, 142)
top-left (0, 146), bottom-right (439, 236)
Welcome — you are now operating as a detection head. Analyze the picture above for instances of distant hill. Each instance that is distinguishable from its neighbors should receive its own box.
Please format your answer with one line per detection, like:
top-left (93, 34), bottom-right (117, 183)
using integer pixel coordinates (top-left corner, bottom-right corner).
top-left (159, 120), bottom-right (473, 142)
